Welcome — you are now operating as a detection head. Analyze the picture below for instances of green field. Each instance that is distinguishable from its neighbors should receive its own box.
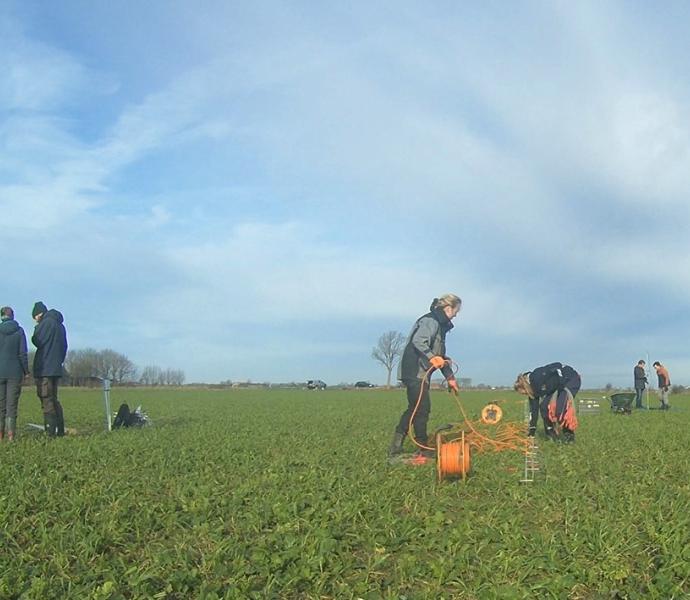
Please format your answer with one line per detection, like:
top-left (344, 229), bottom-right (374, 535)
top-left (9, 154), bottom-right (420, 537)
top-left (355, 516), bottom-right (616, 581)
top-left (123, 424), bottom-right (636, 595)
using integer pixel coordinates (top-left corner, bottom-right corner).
top-left (1, 387), bottom-right (689, 599)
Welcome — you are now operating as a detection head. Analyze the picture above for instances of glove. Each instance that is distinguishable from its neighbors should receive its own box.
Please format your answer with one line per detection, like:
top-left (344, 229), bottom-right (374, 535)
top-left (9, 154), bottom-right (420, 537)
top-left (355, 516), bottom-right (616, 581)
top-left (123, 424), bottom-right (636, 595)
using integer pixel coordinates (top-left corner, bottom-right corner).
top-left (429, 355), bottom-right (446, 369)
top-left (447, 378), bottom-right (459, 394)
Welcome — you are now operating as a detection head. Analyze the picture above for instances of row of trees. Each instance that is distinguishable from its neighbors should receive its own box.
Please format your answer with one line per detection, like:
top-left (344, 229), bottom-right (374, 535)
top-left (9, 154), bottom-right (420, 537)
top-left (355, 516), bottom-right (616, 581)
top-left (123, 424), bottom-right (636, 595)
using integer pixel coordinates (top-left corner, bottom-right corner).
top-left (63, 348), bottom-right (185, 386)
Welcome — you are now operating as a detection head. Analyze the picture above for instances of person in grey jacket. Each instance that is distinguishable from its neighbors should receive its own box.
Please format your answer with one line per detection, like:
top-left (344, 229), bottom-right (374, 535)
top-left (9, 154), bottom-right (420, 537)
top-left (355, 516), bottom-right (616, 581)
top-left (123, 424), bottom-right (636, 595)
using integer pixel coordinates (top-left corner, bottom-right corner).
top-left (31, 301), bottom-right (68, 437)
top-left (389, 294), bottom-right (461, 457)
top-left (0, 307), bottom-right (29, 441)
top-left (633, 360), bottom-right (647, 409)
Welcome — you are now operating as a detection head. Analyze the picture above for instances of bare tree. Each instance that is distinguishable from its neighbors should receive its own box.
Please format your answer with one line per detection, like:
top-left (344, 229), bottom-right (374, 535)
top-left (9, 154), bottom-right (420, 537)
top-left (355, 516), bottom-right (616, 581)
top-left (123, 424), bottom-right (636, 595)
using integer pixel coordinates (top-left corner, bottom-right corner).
top-left (112, 353), bottom-right (137, 384)
top-left (65, 348), bottom-right (100, 385)
top-left (140, 365), bottom-right (162, 386)
top-left (168, 369), bottom-right (185, 386)
top-left (372, 331), bottom-right (406, 388)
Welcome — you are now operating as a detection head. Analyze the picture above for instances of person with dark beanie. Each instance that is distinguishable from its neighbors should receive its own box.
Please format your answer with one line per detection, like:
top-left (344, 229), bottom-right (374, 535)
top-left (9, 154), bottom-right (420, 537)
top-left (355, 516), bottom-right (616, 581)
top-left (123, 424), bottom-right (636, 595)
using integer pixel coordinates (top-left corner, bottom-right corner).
top-left (0, 307), bottom-right (29, 441)
top-left (31, 301), bottom-right (68, 437)
top-left (389, 294), bottom-right (461, 457)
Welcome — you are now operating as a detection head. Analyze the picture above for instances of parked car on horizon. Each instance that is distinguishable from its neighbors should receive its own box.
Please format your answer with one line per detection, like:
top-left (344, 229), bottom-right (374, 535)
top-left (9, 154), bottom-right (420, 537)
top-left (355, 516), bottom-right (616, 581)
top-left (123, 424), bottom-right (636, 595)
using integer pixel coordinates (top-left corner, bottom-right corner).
top-left (354, 381), bottom-right (376, 388)
top-left (306, 380), bottom-right (327, 390)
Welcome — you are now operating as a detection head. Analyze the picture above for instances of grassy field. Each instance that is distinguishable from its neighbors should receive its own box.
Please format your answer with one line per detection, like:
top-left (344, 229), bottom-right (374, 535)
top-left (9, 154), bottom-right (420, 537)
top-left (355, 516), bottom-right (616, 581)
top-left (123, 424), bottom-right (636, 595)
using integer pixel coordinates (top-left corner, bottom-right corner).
top-left (1, 386), bottom-right (689, 599)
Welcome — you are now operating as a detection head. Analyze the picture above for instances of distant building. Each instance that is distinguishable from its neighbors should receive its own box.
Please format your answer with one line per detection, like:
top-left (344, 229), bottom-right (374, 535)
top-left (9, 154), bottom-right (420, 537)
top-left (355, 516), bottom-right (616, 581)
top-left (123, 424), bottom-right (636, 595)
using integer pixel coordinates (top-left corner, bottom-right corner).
top-left (459, 378), bottom-right (472, 388)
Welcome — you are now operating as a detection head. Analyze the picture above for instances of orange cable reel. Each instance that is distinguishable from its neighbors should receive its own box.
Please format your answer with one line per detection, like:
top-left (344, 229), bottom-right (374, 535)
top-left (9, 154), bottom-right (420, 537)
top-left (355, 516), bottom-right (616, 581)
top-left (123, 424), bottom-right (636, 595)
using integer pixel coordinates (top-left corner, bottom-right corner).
top-left (480, 402), bottom-right (503, 425)
top-left (436, 430), bottom-right (471, 482)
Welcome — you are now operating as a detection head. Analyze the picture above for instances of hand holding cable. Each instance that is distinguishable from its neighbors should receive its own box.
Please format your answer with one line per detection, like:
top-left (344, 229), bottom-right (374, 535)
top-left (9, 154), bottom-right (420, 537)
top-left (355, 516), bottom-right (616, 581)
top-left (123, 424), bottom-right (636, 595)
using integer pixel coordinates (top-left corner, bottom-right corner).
top-left (447, 378), bottom-right (459, 395)
top-left (429, 355), bottom-right (447, 369)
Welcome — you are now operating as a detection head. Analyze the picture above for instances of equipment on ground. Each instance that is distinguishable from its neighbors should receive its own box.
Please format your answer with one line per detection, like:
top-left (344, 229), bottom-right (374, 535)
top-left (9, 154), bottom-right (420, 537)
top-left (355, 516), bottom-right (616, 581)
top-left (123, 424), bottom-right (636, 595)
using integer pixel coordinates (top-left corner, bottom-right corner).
top-left (436, 428), bottom-right (471, 481)
top-left (481, 403), bottom-right (503, 424)
top-left (609, 392), bottom-right (634, 414)
top-left (401, 363), bottom-right (535, 483)
top-left (577, 397), bottom-right (602, 415)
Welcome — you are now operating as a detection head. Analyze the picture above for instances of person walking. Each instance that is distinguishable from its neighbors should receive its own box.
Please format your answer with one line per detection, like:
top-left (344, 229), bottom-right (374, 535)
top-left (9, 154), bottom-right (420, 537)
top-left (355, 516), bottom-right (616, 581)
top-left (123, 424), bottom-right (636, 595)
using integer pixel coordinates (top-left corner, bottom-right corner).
top-left (389, 294), bottom-right (462, 457)
top-left (31, 301), bottom-right (68, 436)
top-left (652, 361), bottom-right (671, 410)
top-left (514, 362), bottom-right (580, 443)
top-left (0, 307), bottom-right (29, 441)
top-left (633, 360), bottom-right (648, 409)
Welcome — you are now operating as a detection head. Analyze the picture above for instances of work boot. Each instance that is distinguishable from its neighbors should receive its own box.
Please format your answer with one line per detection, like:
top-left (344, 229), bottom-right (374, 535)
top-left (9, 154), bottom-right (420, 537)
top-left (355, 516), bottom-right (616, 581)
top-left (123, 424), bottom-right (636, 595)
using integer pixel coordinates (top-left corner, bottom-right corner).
top-left (528, 426), bottom-right (536, 437)
top-left (55, 402), bottom-right (65, 437)
top-left (44, 414), bottom-right (58, 437)
top-left (5, 418), bottom-right (15, 442)
top-left (545, 426), bottom-right (559, 442)
top-left (416, 448), bottom-right (436, 458)
top-left (388, 431), bottom-right (405, 456)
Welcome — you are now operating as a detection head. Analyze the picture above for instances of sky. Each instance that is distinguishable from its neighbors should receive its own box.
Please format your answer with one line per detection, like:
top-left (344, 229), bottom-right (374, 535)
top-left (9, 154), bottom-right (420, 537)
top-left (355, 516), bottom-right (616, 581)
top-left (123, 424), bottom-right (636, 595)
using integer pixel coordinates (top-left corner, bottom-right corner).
top-left (2, 1), bottom-right (690, 388)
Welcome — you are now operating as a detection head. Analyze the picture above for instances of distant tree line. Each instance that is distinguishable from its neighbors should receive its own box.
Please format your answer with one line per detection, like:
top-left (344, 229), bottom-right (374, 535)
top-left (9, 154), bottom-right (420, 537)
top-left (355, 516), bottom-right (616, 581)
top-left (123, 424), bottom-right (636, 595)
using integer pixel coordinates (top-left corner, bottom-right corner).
top-left (62, 348), bottom-right (185, 386)
top-left (139, 365), bottom-right (186, 386)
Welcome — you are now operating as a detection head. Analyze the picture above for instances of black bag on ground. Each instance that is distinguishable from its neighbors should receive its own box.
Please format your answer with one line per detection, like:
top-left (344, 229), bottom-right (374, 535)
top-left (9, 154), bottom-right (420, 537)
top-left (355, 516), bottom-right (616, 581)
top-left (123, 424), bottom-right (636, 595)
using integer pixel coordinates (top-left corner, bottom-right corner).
top-left (113, 403), bottom-right (150, 428)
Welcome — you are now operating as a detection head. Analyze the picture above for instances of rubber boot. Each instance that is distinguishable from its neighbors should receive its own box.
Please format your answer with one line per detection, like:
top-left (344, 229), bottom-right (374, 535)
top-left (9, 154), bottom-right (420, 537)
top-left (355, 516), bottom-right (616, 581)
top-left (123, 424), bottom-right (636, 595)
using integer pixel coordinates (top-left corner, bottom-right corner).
top-left (44, 414), bottom-right (58, 437)
top-left (411, 435), bottom-right (435, 458)
top-left (544, 425), bottom-right (558, 442)
top-left (389, 431), bottom-right (405, 456)
top-left (5, 417), bottom-right (15, 442)
top-left (562, 428), bottom-right (575, 444)
top-left (416, 446), bottom-right (436, 458)
top-left (55, 402), bottom-right (65, 437)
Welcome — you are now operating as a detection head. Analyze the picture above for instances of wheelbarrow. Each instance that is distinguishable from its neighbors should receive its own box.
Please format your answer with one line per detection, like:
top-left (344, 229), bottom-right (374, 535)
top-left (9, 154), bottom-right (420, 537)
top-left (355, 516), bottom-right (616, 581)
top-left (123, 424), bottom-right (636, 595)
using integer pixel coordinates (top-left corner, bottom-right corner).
top-left (609, 392), bottom-right (634, 414)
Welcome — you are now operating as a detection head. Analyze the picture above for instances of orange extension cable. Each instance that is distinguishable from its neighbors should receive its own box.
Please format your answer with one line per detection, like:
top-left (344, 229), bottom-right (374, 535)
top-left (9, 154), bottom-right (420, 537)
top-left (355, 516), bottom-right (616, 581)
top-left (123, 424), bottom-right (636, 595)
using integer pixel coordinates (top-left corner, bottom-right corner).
top-left (406, 362), bottom-right (531, 479)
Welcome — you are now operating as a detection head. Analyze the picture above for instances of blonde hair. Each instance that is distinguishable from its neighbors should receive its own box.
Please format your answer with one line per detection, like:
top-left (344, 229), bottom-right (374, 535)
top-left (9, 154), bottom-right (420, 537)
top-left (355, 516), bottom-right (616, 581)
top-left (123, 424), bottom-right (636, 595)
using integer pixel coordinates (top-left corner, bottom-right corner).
top-left (513, 372), bottom-right (534, 397)
top-left (431, 294), bottom-right (462, 311)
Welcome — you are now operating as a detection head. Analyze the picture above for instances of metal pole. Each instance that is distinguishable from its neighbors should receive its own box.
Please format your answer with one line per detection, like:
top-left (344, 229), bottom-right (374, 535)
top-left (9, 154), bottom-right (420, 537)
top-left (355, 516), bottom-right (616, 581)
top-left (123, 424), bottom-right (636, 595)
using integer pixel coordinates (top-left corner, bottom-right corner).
top-left (103, 378), bottom-right (112, 432)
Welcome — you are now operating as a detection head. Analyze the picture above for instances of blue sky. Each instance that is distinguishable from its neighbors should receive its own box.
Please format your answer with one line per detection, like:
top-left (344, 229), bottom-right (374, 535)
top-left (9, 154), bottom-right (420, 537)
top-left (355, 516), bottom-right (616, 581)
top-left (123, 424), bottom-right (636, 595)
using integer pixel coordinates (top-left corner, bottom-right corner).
top-left (3, 1), bottom-right (690, 387)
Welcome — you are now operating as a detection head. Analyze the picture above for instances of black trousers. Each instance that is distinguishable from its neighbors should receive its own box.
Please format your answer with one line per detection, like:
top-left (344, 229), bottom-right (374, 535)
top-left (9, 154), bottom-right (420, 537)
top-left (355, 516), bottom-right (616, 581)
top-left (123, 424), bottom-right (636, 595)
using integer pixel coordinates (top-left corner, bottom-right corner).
top-left (396, 378), bottom-right (431, 444)
top-left (0, 378), bottom-right (22, 422)
top-left (36, 376), bottom-right (65, 436)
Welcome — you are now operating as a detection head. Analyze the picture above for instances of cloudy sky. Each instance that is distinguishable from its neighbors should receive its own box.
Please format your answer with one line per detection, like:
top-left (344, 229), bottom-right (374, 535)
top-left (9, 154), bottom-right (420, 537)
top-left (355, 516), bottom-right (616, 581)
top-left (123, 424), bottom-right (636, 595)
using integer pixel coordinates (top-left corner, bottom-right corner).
top-left (3, 1), bottom-right (690, 387)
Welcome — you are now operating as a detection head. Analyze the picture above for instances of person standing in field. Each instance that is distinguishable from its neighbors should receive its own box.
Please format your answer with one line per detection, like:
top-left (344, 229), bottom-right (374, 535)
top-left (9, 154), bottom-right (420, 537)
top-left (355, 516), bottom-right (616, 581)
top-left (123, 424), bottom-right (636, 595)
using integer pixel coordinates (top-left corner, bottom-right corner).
top-left (633, 360), bottom-right (647, 409)
top-left (389, 294), bottom-right (461, 457)
top-left (0, 307), bottom-right (29, 441)
top-left (31, 301), bottom-right (68, 437)
top-left (514, 362), bottom-right (580, 443)
top-left (652, 361), bottom-right (671, 410)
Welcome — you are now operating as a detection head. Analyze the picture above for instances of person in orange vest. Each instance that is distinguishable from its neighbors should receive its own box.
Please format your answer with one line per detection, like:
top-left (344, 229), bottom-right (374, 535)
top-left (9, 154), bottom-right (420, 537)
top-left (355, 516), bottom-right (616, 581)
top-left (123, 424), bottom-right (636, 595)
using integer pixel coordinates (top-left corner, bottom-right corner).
top-left (652, 361), bottom-right (671, 410)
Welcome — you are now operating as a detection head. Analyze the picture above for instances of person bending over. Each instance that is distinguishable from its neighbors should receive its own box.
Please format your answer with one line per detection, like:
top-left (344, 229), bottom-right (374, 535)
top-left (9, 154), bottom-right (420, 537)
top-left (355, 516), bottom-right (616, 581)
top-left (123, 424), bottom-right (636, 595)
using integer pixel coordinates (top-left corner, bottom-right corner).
top-left (514, 362), bottom-right (580, 443)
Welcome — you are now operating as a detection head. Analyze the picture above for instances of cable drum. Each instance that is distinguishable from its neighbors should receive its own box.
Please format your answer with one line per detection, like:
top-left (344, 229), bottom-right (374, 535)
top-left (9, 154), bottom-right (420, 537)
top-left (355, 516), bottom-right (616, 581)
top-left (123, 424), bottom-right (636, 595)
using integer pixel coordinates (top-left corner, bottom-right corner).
top-left (436, 430), bottom-right (471, 481)
top-left (481, 403), bottom-right (503, 424)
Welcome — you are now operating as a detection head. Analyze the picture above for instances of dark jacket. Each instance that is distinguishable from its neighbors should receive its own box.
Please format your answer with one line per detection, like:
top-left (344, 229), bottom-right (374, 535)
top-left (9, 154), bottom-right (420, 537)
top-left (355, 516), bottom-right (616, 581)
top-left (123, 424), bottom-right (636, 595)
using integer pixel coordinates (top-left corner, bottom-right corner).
top-left (527, 362), bottom-right (579, 399)
top-left (0, 319), bottom-right (29, 379)
top-left (634, 365), bottom-right (647, 390)
top-left (32, 309), bottom-right (68, 378)
top-left (398, 307), bottom-right (455, 381)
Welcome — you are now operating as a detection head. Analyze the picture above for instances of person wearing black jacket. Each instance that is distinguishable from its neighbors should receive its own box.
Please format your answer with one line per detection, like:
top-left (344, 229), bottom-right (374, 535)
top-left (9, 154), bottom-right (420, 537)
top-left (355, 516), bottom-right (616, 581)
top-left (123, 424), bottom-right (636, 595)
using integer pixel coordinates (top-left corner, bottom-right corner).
top-left (31, 301), bottom-right (68, 437)
top-left (0, 307), bottom-right (29, 441)
top-left (514, 362), bottom-right (580, 443)
top-left (389, 294), bottom-right (461, 457)
top-left (633, 360), bottom-right (648, 409)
